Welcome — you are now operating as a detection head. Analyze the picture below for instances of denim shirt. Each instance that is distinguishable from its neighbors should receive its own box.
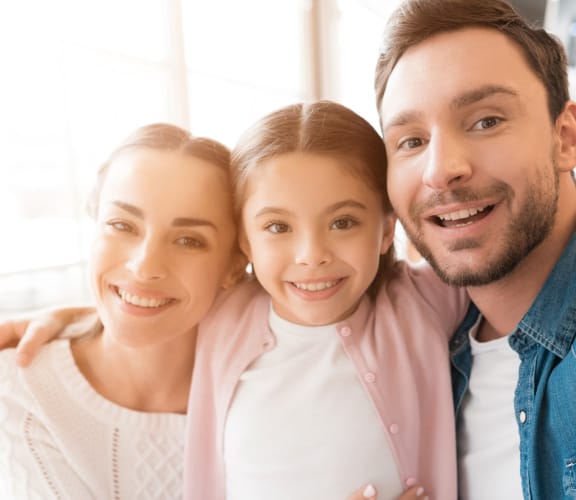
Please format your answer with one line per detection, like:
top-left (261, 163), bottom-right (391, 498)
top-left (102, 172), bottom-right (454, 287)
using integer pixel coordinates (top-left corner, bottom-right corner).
top-left (450, 230), bottom-right (576, 500)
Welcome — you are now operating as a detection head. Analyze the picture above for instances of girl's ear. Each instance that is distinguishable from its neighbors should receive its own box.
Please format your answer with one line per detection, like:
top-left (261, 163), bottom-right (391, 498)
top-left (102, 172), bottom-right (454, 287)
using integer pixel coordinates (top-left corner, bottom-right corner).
top-left (238, 228), bottom-right (252, 261)
top-left (380, 214), bottom-right (397, 255)
top-left (221, 249), bottom-right (249, 290)
top-left (555, 101), bottom-right (576, 172)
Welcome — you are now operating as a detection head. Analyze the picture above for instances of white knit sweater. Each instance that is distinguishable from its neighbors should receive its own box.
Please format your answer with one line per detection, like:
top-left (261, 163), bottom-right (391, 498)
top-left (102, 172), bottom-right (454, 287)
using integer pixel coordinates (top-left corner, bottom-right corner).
top-left (0, 339), bottom-right (186, 499)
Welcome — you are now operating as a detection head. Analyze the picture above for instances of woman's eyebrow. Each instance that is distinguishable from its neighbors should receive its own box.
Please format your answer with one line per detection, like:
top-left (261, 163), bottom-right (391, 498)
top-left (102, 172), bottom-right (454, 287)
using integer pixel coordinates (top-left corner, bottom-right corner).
top-left (111, 201), bottom-right (217, 231)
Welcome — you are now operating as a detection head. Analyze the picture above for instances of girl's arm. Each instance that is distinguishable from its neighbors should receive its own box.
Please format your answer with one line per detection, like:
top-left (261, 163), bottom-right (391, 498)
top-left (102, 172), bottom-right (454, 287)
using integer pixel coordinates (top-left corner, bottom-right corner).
top-left (0, 306), bottom-right (96, 366)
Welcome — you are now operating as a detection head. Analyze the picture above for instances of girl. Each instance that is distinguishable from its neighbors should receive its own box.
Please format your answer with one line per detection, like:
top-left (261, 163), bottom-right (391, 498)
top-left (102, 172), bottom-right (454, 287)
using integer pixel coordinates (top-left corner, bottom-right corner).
top-left (0, 123), bottom-right (241, 499)
top-left (185, 101), bottom-right (467, 499)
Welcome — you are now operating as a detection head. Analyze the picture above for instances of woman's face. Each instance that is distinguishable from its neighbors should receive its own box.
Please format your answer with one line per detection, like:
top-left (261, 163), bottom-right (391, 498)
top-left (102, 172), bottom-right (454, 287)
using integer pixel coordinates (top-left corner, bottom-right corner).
top-left (90, 148), bottom-right (237, 348)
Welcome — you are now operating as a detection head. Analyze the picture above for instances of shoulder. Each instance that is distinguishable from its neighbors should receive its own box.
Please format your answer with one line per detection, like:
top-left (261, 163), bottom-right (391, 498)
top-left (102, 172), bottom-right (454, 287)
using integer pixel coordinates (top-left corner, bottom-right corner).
top-left (376, 260), bottom-right (469, 333)
top-left (202, 278), bottom-right (269, 329)
top-left (0, 348), bottom-right (21, 394)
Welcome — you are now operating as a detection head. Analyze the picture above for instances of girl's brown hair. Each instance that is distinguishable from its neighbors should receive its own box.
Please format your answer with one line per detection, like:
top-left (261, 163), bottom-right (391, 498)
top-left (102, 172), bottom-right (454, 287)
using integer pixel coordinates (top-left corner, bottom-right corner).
top-left (231, 100), bottom-right (397, 297)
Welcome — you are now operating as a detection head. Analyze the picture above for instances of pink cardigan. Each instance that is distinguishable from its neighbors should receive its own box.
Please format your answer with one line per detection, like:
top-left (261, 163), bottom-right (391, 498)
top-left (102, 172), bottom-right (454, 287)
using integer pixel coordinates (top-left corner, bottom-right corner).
top-left (184, 262), bottom-right (468, 500)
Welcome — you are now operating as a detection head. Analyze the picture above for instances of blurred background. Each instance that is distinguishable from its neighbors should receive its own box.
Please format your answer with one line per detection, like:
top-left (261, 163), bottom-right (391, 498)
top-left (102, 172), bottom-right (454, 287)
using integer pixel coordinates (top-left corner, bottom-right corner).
top-left (0, 0), bottom-right (573, 317)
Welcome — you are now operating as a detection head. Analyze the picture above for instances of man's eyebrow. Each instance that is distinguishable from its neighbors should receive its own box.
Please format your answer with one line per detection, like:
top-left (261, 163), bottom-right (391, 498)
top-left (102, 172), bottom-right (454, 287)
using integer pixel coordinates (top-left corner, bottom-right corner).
top-left (382, 85), bottom-right (518, 134)
top-left (382, 110), bottom-right (424, 135)
top-left (112, 201), bottom-right (218, 231)
top-left (450, 84), bottom-right (518, 109)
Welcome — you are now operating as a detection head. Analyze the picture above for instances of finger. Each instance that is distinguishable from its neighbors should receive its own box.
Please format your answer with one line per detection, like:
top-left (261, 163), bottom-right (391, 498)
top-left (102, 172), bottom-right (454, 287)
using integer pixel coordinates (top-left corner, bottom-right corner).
top-left (0, 320), bottom-right (27, 349)
top-left (348, 484), bottom-right (377, 500)
top-left (16, 317), bottom-right (64, 367)
top-left (396, 485), bottom-right (428, 500)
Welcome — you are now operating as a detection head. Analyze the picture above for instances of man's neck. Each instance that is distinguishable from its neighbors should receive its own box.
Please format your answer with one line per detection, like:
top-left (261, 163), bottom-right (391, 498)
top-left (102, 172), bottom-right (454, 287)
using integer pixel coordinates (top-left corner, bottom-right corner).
top-left (468, 187), bottom-right (576, 339)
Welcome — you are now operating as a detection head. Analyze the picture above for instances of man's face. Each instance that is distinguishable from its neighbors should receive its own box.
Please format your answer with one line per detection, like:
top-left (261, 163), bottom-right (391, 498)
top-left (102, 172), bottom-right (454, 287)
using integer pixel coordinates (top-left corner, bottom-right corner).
top-left (379, 27), bottom-right (560, 286)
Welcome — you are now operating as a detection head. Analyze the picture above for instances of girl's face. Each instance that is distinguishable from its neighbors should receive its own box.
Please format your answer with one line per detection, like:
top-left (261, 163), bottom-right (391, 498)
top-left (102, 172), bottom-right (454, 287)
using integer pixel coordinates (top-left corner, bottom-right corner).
top-left (241, 152), bottom-right (394, 326)
top-left (90, 148), bottom-right (237, 348)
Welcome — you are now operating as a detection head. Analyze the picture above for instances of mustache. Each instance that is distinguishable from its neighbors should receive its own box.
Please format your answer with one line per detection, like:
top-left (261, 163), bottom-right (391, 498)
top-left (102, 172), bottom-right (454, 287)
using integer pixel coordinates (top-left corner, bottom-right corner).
top-left (409, 183), bottom-right (511, 217)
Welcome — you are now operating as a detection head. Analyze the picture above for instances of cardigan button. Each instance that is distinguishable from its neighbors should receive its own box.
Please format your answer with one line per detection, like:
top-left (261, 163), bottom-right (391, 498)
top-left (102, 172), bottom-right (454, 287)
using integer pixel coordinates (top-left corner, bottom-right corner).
top-left (339, 326), bottom-right (352, 337)
top-left (364, 372), bottom-right (376, 383)
top-left (389, 423), bottom-right (399, 434)
top-left (405, 477), bottom-right (417, 487)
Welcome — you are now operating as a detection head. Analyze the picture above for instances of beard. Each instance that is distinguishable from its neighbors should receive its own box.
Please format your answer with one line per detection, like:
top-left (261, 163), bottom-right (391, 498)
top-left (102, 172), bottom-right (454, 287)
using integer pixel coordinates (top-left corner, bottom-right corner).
top-left (402, 164), bottom-right (559, 287)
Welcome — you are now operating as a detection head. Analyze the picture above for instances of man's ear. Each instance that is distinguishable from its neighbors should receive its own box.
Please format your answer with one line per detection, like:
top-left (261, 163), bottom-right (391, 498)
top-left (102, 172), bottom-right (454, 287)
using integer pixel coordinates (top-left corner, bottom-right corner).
top-left (555, 101), bottom-right (576, 172)
top-left (380, 214), bottom-right (397, 255)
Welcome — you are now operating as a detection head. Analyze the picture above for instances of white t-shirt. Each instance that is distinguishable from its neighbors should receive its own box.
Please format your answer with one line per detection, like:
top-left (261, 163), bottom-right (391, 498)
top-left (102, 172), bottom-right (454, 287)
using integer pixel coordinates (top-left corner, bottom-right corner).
top-left (457, 318), bottom-right (523, 500)
top-left (224, 306), bottom-right (402, 500)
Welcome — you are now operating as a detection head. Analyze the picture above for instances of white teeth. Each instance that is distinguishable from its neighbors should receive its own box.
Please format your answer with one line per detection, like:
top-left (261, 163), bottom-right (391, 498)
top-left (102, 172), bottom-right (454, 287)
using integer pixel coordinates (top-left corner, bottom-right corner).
top-left (438, 206), bottom-right (487, 221)
top-left (294, 280), bottom-right (339, 291)
top-left (117, 288), bottom-right (172, 308)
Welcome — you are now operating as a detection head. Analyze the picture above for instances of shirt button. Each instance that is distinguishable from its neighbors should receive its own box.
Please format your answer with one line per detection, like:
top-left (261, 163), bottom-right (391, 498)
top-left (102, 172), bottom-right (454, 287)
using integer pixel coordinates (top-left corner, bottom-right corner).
top-left (389, 423), bottom-right (399, 434)
top-left (405, 477), bottom-right (417, 487)
top-left (519, 410), bottom-right (527, 423)
top-left (339, 326), bottom-right (352, 337)
top-left (364, 372), bottom-right (376, 383)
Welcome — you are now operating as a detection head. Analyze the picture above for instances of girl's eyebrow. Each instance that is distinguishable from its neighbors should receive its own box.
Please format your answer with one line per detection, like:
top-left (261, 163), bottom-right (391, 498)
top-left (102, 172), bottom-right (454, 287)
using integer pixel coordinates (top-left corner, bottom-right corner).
top-left (111, 201), bottom-right (218, 231)
top-left (254, 199), bottom-right (367, 218)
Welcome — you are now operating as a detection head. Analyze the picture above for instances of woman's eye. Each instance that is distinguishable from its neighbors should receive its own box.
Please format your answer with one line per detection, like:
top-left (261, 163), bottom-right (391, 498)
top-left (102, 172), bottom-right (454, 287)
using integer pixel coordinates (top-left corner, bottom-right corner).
top-left (106, 221), bottom-right (133, 233)
top-left (176, 236), bottom-right (206, 249)
top-left (330, 217), bottom-right (358, 230)
top-left (472, 116), bottom-right (501, 130)
top-left (264, 222), bottom-right (290, 234)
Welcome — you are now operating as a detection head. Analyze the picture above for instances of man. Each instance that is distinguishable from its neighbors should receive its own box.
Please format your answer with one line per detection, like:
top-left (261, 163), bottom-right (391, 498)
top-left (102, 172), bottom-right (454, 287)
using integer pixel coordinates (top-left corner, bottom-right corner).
top-left (375, 0), bottom-right (576, 498)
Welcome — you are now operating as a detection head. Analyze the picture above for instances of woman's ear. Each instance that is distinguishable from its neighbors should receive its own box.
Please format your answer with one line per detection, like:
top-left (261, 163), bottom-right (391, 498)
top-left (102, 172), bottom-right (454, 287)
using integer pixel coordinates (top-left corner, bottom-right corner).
top-left (380, 214), bottom-right (397, 255)
top-left (555, 101), bottom-right (576, 172)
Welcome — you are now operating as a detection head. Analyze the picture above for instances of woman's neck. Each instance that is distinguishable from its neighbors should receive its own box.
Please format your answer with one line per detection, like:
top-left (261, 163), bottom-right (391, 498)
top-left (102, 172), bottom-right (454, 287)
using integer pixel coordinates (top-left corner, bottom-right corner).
top-left (71, 328), bottom-right (197, 414)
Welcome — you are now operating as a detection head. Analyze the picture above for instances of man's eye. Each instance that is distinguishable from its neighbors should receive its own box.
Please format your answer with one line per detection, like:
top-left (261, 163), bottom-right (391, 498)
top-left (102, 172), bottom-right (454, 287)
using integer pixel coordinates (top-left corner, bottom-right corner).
top-left (398, 137), bottom-right (423, 150)
top-left (330, 217), bottom-right (358, 230)
top-left (472, 116), bottom-right (501, 130)
top-left (264, 222), bottom-right (290, 234)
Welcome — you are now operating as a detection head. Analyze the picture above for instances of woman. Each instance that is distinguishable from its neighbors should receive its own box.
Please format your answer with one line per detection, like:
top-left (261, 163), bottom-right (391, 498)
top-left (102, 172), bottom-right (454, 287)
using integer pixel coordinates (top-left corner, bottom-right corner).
top-left (0, 123), bottom-right (241, 499)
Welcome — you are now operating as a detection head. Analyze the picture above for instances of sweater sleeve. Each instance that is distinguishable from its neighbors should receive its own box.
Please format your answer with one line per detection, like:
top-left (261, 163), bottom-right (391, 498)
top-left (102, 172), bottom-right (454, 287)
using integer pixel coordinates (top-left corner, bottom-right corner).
top-left (0, 349), bottom-right (93, 500)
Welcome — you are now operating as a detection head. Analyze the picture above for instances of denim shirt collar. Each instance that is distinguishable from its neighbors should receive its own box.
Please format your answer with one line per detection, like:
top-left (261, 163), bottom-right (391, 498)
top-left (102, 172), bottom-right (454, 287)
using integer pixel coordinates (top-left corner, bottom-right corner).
top-left (450, 230), bottom-right (576, 358)
top-left (517, 230), bottom-right (576, 358)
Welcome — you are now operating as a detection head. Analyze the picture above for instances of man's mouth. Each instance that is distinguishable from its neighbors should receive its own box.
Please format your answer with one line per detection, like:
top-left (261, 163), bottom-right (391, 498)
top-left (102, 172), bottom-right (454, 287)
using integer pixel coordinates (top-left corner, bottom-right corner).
top-left (433, 205), bottom-right (493, 228)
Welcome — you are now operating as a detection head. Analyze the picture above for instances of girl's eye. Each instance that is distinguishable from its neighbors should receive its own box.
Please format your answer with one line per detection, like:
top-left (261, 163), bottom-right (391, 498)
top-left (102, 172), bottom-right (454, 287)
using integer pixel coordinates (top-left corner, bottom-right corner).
top-left (330, 217), bottom-right (358, 230)
top-left (175, 236), bottom-right (206, 249)
top-left (398, 137), bottom-right (423, 151)
top-left (106, 221), bottom-right (133, 233)
top-left (264, 222), bottom-right (290, 234)
top-left (472, 116), bottom-right (501, 130)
